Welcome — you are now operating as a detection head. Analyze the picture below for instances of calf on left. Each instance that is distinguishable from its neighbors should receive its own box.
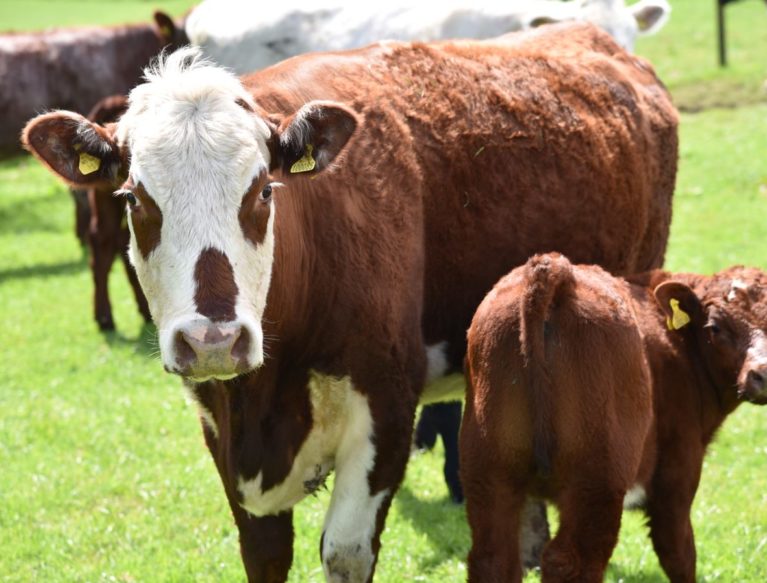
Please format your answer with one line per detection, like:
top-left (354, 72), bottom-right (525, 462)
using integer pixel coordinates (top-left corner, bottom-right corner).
top-left (462, 253), bottom-right (767, 583)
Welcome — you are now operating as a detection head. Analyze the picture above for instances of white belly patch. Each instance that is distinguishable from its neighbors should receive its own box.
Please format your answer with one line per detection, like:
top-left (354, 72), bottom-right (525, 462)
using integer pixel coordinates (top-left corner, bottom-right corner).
top-left (238, 372), bottom-right (357, 517)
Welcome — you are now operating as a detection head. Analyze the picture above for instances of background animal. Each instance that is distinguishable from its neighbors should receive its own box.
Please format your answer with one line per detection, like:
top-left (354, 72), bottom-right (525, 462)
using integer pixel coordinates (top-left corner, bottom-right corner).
top-left (185, 0), bottom-right (670, 74)
top-left (72, 95), bottom-right (150, 331)
top-left (462, 253), bottom-right (767, 582)
top-left (0, 11), bottom-right (185, 157)
top-left (22, 23), bottom-right (677, 581)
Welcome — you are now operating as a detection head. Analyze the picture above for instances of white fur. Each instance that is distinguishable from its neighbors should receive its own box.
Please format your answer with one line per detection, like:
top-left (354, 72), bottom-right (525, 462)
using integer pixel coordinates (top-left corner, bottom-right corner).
top-left (182, 383), bottom-right (219, 438)
top-left (238, 372), bottom-right (354, 516)
top-left (746, 330), bottom-right (767, 376)
top-left (185, 0), bottom-right (670, 72)
top-left (623, 483), bottom-right (646, 509)
top-left (119, 48), bottom-right (274, 375)
top-left (728, 279), bottom-right (749, 302)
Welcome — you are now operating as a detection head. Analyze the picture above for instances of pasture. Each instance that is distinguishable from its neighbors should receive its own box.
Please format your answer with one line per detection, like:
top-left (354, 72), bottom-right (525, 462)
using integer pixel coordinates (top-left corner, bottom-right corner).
top-left (1, 0), bottom-right (766, 581)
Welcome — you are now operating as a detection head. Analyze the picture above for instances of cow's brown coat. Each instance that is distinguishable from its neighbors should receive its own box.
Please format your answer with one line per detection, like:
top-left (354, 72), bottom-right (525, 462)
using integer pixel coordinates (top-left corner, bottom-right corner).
top-left (462, 253), bottom-right (767, 582)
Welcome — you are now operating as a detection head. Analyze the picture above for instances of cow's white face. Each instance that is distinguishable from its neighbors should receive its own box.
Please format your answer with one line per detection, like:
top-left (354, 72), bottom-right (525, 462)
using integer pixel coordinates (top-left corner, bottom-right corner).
top-left (115, 51), bottom-right (275, 381)
top-left (22, 47), bottom-right (358, 381)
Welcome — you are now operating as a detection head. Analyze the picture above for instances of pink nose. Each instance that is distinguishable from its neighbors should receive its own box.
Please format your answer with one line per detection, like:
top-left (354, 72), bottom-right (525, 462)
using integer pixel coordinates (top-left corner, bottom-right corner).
top-left (173, 320), bottom-right (250, 379)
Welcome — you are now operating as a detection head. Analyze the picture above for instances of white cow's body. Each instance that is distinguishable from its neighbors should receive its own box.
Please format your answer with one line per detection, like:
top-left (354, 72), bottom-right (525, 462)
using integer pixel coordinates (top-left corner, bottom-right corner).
top-left (185, 0), bottom-right (670, 73)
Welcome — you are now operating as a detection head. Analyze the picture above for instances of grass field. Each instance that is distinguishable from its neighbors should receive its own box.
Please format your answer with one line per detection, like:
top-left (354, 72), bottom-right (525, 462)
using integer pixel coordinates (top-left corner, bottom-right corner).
top-left (1, 1), bottom-right (767, 581)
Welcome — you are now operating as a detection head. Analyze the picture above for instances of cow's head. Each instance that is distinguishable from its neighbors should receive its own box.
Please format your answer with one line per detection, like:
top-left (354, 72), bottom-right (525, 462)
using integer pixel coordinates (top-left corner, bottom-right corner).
top-left (23, 47), bottom-right (357, 381)
top-left (655, 268), bottom-right (767, 405)
top-left (528, 0), bottom-right (671, 52)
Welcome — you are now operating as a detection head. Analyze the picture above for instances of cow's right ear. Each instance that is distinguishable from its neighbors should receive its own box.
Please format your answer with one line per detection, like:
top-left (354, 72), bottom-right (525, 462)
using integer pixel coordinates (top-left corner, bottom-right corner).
top-left (653, 281), bottom-right (705, 332)
top-left (22, 111), bottom-right (123, 188)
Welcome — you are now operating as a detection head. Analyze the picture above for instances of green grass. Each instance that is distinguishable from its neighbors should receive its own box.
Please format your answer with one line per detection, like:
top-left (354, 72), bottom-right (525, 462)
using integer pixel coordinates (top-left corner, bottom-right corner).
top-left (1, 1), bottom-right (767, 582)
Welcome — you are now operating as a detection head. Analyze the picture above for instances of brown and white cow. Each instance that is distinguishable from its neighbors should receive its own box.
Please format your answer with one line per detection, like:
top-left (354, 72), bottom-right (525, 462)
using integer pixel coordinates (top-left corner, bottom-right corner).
top-left (0, 11), bottom-right (185, 157)
top-left (462, 252), bottom-right (767, 583)
top-left (22, 23), bottom-right (677, 582)
top-left (69, 95), bottom-right (150, 330)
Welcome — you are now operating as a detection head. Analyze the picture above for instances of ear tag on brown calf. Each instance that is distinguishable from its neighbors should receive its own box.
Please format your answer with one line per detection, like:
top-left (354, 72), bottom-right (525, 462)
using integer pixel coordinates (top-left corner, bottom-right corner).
top-left (290, 144), bottom-right (316, 173)
top-left (667, 298), bottom-right (691, 330)
top-left (78, 152), bottom-right (101, 175)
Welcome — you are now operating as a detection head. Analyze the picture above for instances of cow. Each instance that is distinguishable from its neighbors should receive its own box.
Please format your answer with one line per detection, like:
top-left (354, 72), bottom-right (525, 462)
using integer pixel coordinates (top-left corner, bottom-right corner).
top-left (68, 95), bottom-right (150, 330)
top-left (22, 23), bottom-right (678, 582)
top-left (185, 0), bottom-right (670, 493)
top-left (461, 252), bottom-right (767, 583)
top-left (0, 11), bottom-right (185, 157)
top-left (185, 0), bottom-right (670, 75)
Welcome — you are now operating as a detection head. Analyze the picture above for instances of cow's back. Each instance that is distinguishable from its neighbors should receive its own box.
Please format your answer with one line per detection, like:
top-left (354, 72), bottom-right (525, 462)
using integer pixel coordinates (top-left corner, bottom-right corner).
top-left (246, 22), bottom-right (677, 363)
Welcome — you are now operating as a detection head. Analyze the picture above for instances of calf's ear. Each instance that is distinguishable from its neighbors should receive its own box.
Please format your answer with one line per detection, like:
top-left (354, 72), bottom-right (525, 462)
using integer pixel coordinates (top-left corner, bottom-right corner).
top-left (653, 281), bottom-right (704, 331)
top-left (270, 101), bottom-right (359, 177)
top-left (22, 112), bottom-right (123, 188)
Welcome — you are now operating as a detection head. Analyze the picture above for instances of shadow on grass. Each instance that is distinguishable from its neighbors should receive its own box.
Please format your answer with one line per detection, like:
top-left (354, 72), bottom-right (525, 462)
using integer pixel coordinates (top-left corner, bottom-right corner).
top-left (102, 320), bottom-right (160, 359)
top-left (394, 484), bottom-right (469, 570)
top-left (0, 190), bottom-right (71, 234)
top-left (0, 257), bottom-right (86, 283)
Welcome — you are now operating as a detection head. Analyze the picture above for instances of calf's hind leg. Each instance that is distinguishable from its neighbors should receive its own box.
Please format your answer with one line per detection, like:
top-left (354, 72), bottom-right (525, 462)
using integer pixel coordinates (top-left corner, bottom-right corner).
top-left (542, 485), bottom-right (624, 583)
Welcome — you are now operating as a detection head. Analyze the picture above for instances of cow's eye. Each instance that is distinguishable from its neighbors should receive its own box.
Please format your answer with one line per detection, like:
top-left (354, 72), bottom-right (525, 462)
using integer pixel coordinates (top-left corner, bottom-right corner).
top-left (259, 184), bottom-right (273, 202)
top-left (116, 189), bottom-right (138, 207)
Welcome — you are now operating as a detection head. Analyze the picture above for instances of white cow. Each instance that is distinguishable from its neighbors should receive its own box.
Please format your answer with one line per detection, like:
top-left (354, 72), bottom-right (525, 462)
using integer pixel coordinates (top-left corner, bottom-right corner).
top-left (185, 0), bottom-right (671, 74)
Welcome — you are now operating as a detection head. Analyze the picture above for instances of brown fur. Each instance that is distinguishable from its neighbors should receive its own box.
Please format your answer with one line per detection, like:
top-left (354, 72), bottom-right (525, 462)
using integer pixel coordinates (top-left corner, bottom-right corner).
top-left (462, 253), bottom-right (767, 582)
top-left (194, 248), bottom-right (239, 323)
top-left (129, 181), bottom-right (162, 261)
top-left (238, 175), bottom-right (273, 246)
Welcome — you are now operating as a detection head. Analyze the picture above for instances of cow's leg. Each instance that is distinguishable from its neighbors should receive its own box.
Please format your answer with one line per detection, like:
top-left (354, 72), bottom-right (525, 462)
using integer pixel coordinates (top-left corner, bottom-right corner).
top-left (233, 507), bottom-right (294, 583)
top-left (194, 388), bottom-right (294, 583)
top-left (543, 485), bottom-right (624, 583)
top-left (464, 475), bottom-right (527, 583)
top-left (117, 217), bottom-right (151, 322)
top-left (89, 190), bottom-right (119, 330)
top-left (432, 400), bottom-right (464, 503)
top-left (646, 468), bottom-right (699, 583)
top-left (321, 385), bottom-right (415, 583)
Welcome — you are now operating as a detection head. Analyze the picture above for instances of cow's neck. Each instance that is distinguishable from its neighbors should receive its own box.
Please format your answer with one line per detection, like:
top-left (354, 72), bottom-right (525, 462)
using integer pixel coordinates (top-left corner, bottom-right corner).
top-left (261, 181), bottom-right (349, 372)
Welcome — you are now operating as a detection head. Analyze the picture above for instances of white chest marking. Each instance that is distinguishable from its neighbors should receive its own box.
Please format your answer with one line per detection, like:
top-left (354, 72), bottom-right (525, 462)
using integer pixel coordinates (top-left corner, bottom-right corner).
top-left (238, 372), bottom-right (356, 517)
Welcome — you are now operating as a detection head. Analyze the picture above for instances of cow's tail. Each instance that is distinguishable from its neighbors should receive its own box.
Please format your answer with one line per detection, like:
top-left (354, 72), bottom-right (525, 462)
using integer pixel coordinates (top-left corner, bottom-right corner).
top-left (519, 253), bottom-right (574, 477)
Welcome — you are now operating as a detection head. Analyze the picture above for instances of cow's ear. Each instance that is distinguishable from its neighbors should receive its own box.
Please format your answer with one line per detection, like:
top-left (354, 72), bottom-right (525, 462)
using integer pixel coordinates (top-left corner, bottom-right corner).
top-left (22, 111), bottom-right (123, 188)
top-left (631, 0), bottom-right (671, 35)
top-left (270, 101), bottom-right (358, 177)
top-left (154, 11), bottom-right (180, 46)
top-left (653, 281), bottom-right (705, 332)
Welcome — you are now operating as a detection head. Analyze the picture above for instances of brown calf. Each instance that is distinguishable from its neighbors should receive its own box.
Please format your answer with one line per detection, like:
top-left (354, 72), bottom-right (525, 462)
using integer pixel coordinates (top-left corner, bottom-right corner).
top-left (462, 252), bottom-right (767, 582)
top-left (0, 11), bottom-right (185, 157)
top-left (71, 95), bottom-right (149, 330)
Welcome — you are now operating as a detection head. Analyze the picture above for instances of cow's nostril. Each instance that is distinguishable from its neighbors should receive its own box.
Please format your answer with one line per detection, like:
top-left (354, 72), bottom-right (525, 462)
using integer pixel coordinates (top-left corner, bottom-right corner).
top-left (231, 326), bottom-right (250, 362)
top-left (175, 330), bottom-right (197, 369)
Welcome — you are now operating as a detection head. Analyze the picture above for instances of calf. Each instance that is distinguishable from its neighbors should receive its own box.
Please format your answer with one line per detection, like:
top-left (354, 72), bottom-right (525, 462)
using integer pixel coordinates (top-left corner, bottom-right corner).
top-left (185, 0), bottom-right (670, 75)
top-left (462, 252), bottom-right (767, 582)
top-left (0, 11), bottom-right (185, 157)
top-left (23, 24), bottom-right (677, 581)
top-left (71, 95), bottom-right (150, 330)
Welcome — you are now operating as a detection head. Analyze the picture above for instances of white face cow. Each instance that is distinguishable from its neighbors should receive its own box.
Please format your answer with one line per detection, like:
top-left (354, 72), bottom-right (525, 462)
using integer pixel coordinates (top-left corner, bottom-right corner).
top-left (527, 0), bottom-right (671, 52)
top-left (23, 47), bottom-right (357, 381)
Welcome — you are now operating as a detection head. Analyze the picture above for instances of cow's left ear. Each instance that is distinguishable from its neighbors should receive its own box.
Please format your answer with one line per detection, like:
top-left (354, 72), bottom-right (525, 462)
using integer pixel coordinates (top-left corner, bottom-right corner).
top-left (153, 11), bottom-right (188, 47)
top-left (653, 281), bottom-right (705, 332)
top-left (270, 101), bottom-right (359, 177)
top-left (22, 111), bottom-right (123, 188)
top-left (631, 0), bottom-right (671, 35)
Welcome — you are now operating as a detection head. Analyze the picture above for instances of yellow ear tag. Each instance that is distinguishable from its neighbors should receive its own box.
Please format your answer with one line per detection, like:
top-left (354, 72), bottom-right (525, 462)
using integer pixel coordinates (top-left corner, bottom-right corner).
top-left (290, 144), bottom-right (316, 174)
top-left (668, 298), bottom-right (691, 330)
top-left (78, 152), bottom-right (101, 175)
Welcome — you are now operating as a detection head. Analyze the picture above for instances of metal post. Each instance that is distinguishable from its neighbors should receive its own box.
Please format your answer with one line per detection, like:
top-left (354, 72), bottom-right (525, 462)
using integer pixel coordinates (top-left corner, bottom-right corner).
top-left (718, 1), bottom-right (727, 67)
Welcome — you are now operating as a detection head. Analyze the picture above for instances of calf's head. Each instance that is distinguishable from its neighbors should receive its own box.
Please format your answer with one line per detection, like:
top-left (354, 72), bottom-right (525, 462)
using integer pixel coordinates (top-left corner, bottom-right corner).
top-left (23, 47), bottom-right (357, 381)
top-left (655, 268), bottom-right (767, 404)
